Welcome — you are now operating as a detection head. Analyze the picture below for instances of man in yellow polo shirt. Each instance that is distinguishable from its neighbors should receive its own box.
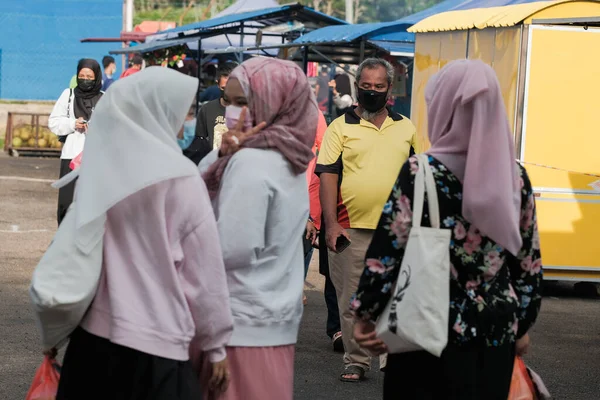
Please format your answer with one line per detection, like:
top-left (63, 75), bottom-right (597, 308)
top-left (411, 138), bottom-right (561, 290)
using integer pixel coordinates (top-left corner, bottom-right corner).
top-left (316, 58), bottom-right (416, 382)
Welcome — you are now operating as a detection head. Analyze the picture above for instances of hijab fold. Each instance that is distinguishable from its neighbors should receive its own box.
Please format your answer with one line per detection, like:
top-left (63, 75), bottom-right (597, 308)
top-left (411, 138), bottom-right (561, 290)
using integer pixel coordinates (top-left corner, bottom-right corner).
top-left (54, 67), bottom-right (199, 253)
top-left (203, 58), bottom-right (318, 197)
top-left (425, 59), bottom-right (522, 256)
top-left (73, 59), bottom-right (103, 120)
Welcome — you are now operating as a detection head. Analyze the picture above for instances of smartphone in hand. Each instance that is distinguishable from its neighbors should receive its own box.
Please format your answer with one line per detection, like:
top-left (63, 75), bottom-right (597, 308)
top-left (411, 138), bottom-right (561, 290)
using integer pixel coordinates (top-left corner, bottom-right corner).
top-left (335, 235), bottom-right (351, 253)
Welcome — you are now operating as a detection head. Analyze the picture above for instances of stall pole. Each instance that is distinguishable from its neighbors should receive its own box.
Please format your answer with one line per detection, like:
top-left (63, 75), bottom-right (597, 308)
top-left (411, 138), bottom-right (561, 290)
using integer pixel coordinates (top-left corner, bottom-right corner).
top-left (302, 46), bottom-right (309, 73)
top-left (465, 29), bottom-right (471, 58)
top-left (328, 63), bottom-right (335, 117)
top-left (196, 38), bottom-right (202, 107)
top-left (359, 39), bottom-right (366, 63)
top-left (239, 22), bottom-right (245, 63)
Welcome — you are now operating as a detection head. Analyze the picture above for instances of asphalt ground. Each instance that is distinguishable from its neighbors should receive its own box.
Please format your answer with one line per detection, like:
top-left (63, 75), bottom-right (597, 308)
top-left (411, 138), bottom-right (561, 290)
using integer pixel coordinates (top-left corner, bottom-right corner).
top-left (0, 154), bottom-right (598, 399)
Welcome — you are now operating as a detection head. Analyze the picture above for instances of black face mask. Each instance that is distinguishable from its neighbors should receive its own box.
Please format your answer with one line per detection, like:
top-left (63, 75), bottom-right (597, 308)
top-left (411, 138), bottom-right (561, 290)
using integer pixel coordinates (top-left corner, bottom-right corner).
top-left (357, 88), bottom-right (388, 113)
top-left (77, 78), bottom-right (95, 92)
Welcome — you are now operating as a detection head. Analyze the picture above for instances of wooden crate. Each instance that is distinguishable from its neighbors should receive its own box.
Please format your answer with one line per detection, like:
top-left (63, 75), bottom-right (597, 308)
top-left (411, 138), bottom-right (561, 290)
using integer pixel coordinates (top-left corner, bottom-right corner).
top-left (4, 112), bottom-right (61, 157)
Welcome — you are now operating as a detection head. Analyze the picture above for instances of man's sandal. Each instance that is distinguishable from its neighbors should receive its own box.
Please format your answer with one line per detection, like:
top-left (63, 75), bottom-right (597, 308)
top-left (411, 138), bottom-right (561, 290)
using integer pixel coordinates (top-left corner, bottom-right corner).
top-left (339, 365), bottom-right (366, 383)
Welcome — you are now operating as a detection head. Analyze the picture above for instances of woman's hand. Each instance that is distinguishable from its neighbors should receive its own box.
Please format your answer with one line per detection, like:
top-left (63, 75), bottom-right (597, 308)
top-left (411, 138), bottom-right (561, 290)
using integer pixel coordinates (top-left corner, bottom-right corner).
top-left (75, 117), bottom-right (87, 132)
top-left (353, 319), bottom-right (387, 356)
top-left (306, 220), bottom-right (318, 244)
top-left (516, 333), bottom-right (530, 356)
top-left (219, 107), bottom-right (266, 158)
top-left (43, 348), bottom-right (58, 359)
top-left (209, 358), bottom-right (230, 393)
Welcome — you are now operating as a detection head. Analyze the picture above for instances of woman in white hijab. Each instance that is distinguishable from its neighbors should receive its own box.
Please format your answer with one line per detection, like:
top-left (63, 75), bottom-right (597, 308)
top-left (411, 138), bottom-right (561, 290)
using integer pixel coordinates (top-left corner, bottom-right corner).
top-left (53, 67), bottom-right (234, 399)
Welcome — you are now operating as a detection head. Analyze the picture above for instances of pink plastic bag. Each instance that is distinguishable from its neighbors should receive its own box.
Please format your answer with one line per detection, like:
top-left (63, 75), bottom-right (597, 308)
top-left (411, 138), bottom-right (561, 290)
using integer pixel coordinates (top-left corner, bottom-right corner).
top-left (69, 152), bottom-right (82, 170)
top-left (25, 356), bottom-right (61, 400)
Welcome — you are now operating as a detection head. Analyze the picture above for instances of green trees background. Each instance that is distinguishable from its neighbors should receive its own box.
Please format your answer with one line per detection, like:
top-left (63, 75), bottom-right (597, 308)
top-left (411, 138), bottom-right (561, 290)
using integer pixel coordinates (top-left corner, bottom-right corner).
top-left (133, 0), bottom-right (443, 26)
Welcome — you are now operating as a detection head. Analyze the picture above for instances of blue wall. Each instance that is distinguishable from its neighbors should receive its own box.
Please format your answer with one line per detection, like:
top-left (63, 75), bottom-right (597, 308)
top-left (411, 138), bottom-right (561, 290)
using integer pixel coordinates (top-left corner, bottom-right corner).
top-left (0, 0), bottom-right (122, 101)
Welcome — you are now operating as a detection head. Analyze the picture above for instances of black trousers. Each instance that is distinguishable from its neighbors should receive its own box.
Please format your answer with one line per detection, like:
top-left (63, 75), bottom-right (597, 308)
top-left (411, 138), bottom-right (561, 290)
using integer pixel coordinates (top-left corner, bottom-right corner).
top-left (318, 219), bottom-right (341, 338)
top-left (57, 328), bottom-right (202, 400)
top-left (384, 341), bottom-right (515, 400)
top-left (57, 159), bottom-right (76, 226)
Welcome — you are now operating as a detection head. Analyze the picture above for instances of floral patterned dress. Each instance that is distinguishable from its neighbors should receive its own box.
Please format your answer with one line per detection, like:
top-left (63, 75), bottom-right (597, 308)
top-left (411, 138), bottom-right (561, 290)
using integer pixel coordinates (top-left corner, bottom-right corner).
top-left (351, 156), bottom-right (543, 347)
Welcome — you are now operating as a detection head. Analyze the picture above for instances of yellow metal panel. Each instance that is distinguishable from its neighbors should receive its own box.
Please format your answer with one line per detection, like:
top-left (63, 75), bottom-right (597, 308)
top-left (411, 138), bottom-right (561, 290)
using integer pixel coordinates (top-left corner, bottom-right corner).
top-left (535, 194), bottom-right (600, 268)
top-left (522, 26), bottom-right (600, 273)
top-left (522, 26), bottom-right (600, 190)
top-left (410, 31), bottom-right (467, 151)
top-left (408, 0), bottom-right (600, 33)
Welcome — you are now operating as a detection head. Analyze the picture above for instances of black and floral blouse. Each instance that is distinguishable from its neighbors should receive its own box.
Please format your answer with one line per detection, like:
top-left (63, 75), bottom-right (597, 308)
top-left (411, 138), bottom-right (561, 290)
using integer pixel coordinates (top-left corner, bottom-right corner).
top-left (351, 155), bottom-right (543, 347)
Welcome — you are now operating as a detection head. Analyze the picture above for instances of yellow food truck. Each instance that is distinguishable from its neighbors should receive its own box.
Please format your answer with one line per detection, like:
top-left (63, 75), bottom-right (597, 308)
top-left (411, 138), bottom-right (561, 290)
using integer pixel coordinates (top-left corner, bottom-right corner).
top-left (408, 0), bottom-right (600, 282)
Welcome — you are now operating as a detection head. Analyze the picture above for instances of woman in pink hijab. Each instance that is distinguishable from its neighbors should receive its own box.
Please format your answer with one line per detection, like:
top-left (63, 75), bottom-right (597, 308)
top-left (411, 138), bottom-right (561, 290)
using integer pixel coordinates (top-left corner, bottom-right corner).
top-left (350, 60), bottom-right (543, 399)
top-left (196, 57), bottom-right (318, 400)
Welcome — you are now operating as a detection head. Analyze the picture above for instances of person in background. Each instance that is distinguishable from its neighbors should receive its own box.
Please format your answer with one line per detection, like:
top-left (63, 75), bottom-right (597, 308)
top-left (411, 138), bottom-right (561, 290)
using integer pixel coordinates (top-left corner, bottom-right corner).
top-left (352, 60), bottom-right (543, 400)
top-left (54, 67), bottom-right (233, 400)
top-left (329, 73), bottom-right (355, 117)
top-left (101, 55), bottom-right (117, 91)
top-left (199, 61), bottom-right (237, 103)
top-left (197, 57), bottom-right (318, 400)
top-left (120, 54), bottom-right (143, 79)
top-left (314, 66), bottom-right (330, 113)
top-left (303, 110), bottom-right (327, 305)
top-left (304, 116), bottom-right (344, 352)
top-left (316, 58), bottom-right (417, 382)
top-left (177, 105), bottom-right (197, 151)
top-left (49, 58), bottom-right (103, 225)
top-left (184, 62), bottom-right (237, 165)
top-left (318, 209), bottom-right (345, 353)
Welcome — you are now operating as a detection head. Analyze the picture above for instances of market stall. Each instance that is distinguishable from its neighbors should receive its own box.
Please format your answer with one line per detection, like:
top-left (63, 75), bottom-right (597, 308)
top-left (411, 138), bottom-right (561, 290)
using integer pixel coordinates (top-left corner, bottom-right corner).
top-left (3, 113), bottom-right (60, 157)
top-left (409, 0), bottom-right (600, 282)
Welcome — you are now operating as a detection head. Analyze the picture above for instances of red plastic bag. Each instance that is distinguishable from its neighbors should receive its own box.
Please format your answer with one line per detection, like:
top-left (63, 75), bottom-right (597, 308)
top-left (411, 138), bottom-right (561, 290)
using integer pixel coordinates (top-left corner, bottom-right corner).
top-left (69, 152), bottom-right (82, 170)
top-left (509, 356), bottom-right (536, 400)
top-left (25, 356), bottom-right (61, 400)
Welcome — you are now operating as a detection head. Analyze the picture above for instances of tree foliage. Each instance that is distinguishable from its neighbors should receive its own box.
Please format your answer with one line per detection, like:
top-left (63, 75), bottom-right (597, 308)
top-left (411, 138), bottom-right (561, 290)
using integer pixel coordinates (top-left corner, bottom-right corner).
top-left (134, 0), bottom-right (444, 26)
top-left (308, 0), bottom-right (441, 22)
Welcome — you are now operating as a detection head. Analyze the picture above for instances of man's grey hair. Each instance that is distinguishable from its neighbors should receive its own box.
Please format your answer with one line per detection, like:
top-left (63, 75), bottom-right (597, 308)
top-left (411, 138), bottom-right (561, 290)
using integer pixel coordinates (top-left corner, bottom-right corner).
top-left (356, 58), bottom-right (394, 87)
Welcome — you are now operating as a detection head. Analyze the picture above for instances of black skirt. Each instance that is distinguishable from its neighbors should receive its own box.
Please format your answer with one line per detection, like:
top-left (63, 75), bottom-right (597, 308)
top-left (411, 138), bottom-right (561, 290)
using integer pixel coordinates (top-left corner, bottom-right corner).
top-left (384, 341), bottom-right (515, 400)
top-left (57, 159), bottom-right (76, 226)
top-left (56, 327), bottom-right (202, 400)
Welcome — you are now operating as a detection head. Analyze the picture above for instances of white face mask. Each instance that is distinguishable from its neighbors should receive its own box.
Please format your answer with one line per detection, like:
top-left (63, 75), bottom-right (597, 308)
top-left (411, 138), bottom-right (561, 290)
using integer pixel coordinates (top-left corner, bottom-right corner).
top-left (225, 105), bottom-right (253, 131)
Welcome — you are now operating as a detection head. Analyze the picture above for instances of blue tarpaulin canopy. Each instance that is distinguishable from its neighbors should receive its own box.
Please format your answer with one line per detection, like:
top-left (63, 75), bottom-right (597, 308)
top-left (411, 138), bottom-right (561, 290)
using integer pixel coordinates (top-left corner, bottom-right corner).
top-left (370, 41), bottom-right (415, 57)
top-left (292, 22), bottom-right (415, 45)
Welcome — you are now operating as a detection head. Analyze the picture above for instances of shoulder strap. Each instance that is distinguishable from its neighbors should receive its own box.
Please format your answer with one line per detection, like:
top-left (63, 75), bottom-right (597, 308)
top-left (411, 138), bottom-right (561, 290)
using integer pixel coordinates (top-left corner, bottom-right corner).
top-left (412, 157), bottom-right (425, 227)
top-left (412, 154), bottom-right (441, 229)
top-left (67, 89), bottom-right (73, 118)
top-left (422, 155), bottom-right (441, 229)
